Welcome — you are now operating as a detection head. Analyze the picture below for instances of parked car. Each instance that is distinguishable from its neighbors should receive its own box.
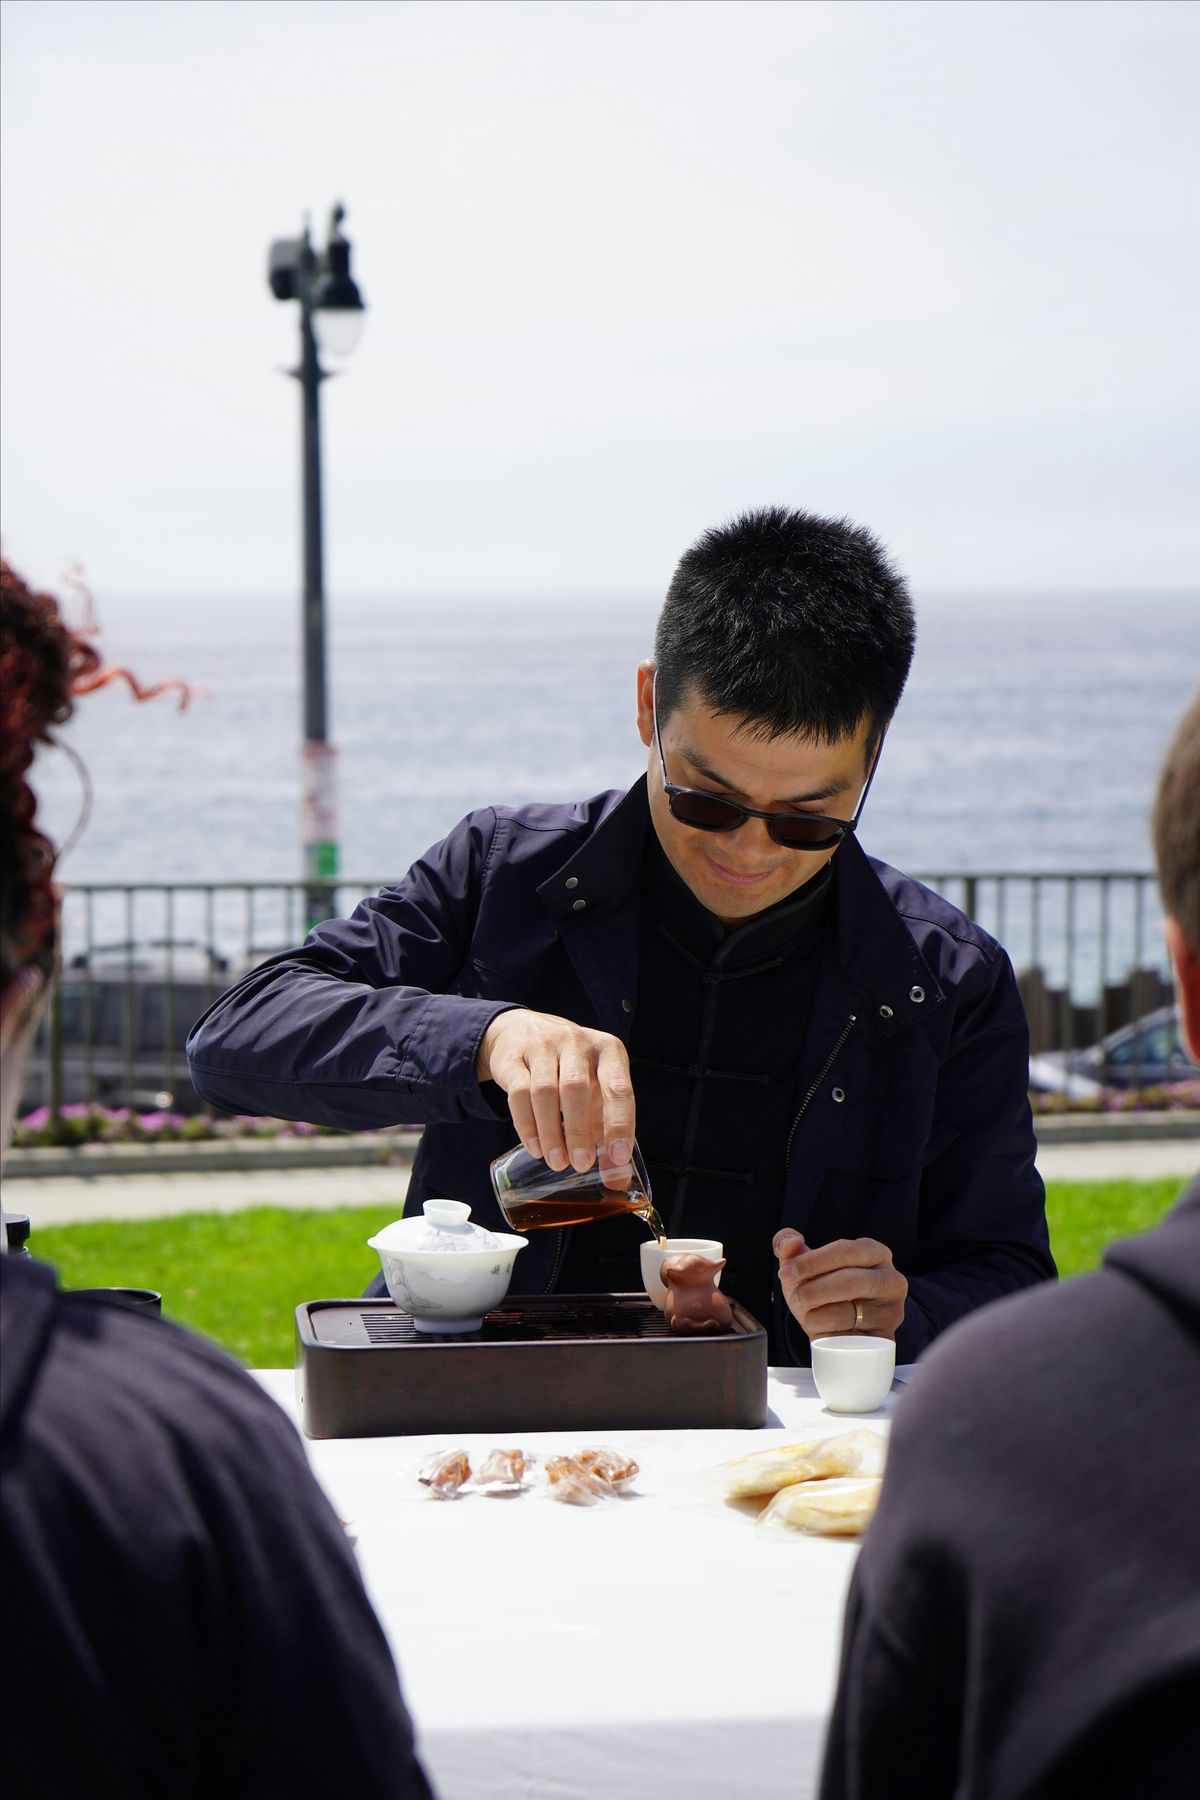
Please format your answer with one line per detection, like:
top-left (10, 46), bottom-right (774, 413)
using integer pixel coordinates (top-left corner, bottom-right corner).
top-left (23, 944), bottom-right (241, 1114)
top-left (1029, 1004), bottom-right (1198, 1097)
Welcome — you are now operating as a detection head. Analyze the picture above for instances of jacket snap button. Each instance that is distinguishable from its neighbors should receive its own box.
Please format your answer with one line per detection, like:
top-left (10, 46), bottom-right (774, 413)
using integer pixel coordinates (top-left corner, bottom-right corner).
top-left (621, 997), bottom-right (633, 1013)
top-left (572, 898), bottom-right (586, 912)
top-left (909, 985), bottom-right (925, 1003)
top-left (831, 1086), bottom-right (846, 1104)
top-left (879, 1004), bottom-right (894, 1019)
top-left (565, 876), bottom-right (579, 890)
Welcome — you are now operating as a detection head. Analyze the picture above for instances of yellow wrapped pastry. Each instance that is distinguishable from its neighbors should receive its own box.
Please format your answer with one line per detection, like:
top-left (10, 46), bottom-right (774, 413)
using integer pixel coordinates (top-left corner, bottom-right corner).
top-left (721, 1429), bottom-right (886, 1498)
top-left (757, 1475), bottom-right (883, 1537)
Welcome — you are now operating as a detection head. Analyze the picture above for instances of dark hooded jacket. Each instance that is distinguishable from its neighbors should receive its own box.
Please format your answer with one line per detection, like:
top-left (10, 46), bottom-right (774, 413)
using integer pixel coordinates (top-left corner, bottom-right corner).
top-left (820, 1174), bottom-right (1200, 1800)
top-left (187, 780), bottom-right (1053, 1363)
top-left (0, 1254), bottom-right (432, 1799)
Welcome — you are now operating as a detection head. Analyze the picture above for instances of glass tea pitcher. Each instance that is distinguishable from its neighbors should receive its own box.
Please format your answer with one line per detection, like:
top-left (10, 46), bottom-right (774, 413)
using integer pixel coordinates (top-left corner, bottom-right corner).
top-left (489, 1141), bottom-right (663, 1242)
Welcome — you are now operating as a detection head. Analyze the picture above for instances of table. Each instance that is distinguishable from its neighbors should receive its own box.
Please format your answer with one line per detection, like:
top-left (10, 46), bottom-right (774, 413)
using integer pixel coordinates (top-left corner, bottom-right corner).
top-left (255, 1366), bottom-right (914, 1800)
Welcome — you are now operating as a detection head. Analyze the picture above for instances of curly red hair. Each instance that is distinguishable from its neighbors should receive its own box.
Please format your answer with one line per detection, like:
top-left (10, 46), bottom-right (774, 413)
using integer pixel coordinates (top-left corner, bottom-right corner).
top-left (0, 558), bottom-right (190, 986)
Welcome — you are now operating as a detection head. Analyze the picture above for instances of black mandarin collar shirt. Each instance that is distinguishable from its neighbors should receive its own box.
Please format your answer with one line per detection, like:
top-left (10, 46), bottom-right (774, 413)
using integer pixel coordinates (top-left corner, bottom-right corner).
top-left (558, 828), bottom-right (834, 1355)
top-left (639, 824), bottom-right (835, 965)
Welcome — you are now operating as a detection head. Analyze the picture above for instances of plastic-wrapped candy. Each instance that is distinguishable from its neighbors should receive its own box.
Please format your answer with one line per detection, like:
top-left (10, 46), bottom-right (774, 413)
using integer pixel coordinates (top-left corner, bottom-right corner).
top-left (474, 1448), bottom-right (530, 1495)
top-left (576, 1447), bottom-right (639, 1491)
top-left (544, 1454), bottom-right (614, 1505)
top-left (418, 1448), bottom-right (471, 1498)
top-left (544, 1448), bottom-right (639, 1505)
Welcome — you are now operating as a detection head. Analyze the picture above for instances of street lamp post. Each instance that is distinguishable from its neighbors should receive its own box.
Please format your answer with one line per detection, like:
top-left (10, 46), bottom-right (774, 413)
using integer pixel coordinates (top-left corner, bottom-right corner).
top-left (267, 203), bottom-right (366, 928)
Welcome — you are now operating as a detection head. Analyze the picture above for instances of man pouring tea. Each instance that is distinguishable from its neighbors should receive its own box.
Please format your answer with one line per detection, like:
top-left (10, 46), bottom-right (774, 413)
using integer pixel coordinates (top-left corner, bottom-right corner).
top-left (188, 508), bottom-right (1054, 1361)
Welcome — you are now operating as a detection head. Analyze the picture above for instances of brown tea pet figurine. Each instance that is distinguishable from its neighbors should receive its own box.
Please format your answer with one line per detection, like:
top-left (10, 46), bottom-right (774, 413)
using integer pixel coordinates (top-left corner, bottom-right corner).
top-left (661, 1254), bottom-right (733, 1334)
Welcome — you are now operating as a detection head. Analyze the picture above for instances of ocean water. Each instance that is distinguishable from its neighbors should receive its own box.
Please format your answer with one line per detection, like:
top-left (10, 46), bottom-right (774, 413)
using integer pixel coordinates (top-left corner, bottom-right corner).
top-left (30, 587), bottom-right (1199, 990)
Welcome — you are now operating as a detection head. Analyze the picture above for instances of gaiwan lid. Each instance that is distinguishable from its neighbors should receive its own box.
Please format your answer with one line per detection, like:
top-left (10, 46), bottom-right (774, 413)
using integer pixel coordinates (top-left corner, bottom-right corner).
top-left (368, 1199), bottom-right (514, 1256)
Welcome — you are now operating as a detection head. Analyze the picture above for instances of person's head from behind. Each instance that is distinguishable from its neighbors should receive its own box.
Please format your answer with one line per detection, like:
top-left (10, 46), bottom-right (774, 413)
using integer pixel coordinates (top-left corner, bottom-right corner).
top-left (1153, 690), bottom-right (1200, 1064)
top-left (636, 506), bottom-right (916, 923)
top-left (0, 561), bottom-right (94, 1148)
top-left (0, 558), bottom-right (186, 1160)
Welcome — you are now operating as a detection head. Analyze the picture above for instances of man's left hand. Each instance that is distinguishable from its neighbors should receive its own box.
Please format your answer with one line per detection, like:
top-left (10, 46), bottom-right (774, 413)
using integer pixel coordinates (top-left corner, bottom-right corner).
top-left (773, 1231), bottom-right (908, 1341)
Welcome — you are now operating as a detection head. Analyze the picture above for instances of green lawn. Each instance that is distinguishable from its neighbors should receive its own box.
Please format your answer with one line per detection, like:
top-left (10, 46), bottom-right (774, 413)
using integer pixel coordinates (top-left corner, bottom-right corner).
top-left (1043, 1180), bottom-right (1183, 1278)
top-left (27, 1179), bottom-right (1185, 1370)
top-left (29, 1205), bottom-right (382, 1368)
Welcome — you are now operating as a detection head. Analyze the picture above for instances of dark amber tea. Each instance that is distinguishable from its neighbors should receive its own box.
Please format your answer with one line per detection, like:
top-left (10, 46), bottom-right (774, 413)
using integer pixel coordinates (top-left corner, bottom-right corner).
top-left (501, 1184), bottom-right (665, 1243)
top-left (491, 1143), bottom-right (664, 1245)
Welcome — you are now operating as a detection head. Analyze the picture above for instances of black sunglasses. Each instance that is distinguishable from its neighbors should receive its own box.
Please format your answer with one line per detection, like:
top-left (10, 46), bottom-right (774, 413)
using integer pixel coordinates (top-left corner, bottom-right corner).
top-left (651, 673), bottom-right (881, 851)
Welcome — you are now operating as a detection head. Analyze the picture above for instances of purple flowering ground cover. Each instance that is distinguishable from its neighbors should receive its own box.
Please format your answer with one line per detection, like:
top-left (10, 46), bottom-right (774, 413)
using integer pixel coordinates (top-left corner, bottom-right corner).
top-left (1030, 1080), bottom-right (1200, 1115)
top-left (10, 1106), bottom-right (417, 1149)
top-left (13, 1084), bottom-right (1198, 1150)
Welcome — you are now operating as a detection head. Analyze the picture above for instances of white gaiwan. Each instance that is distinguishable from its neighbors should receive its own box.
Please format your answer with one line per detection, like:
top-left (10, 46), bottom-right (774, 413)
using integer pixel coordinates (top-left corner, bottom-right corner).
top-left (367, 1200), bottom-right (528, 1334)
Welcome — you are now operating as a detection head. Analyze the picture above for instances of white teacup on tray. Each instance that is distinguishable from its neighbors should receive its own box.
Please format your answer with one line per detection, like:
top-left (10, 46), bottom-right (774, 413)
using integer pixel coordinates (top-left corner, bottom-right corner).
top-left (640, 1237), bottom-right (725, 1310)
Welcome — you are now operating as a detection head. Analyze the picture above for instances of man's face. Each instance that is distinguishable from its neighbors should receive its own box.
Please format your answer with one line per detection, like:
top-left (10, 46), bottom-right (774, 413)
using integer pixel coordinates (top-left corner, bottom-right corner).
top-left (635, 662), bottom-right (877, 926)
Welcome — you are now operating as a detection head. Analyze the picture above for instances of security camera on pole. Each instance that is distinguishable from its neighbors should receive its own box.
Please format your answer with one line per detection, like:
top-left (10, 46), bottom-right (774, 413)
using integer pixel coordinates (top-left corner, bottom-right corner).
top-left (267, 203), bottom-right (366, 929)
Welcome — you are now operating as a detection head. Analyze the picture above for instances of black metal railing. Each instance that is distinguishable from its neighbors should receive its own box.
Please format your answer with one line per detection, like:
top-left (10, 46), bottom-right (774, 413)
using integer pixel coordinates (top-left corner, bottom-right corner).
top-left (913, 872), bottom-right (1173, 1056)
top-left (23, 872), bottom-right (1182, 1122)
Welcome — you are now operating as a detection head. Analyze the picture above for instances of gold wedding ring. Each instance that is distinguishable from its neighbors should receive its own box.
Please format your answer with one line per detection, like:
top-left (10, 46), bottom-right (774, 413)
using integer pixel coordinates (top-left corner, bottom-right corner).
top-left (854, 1301), bottom-right (865, 1331)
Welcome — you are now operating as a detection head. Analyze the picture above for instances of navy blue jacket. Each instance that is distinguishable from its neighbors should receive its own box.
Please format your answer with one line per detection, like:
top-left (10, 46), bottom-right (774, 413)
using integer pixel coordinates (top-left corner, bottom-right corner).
top-left (820, 1177), bottom-right (1200, 1799)
top-left (188, 779), bottom-right (1054, 1363)
top-left (0, 1255), bottom-right (432, 1798)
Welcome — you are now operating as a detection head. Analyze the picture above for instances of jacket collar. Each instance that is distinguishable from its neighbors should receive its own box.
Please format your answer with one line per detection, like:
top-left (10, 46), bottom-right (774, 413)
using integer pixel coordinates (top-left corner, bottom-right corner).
top-left (537, 777), bottom-right (651, 925)
top-left (828, 834), bottom-right (945, 1034)
top-left (538, 777), bottom-right (944, 1034)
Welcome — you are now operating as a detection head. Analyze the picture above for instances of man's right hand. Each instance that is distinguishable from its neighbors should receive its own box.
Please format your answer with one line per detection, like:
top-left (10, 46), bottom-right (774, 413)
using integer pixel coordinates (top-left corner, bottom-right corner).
top-left (477, 1009), bottom-right (635, 1174)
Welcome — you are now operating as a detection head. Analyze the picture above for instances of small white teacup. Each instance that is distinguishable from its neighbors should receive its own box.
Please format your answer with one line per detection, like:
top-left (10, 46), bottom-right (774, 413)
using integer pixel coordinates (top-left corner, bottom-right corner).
top-left (640, 1237), bottom-right (724, 1311)
top-left (811, 1334), bottom-right (896, 1413)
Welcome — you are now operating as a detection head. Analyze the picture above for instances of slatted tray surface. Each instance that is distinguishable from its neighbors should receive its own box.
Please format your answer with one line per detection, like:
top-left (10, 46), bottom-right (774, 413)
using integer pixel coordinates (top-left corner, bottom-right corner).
top-left (295, 1295), bottom-right (768, 1437)
top-left (314, 1295), bottom-right (703, 1346)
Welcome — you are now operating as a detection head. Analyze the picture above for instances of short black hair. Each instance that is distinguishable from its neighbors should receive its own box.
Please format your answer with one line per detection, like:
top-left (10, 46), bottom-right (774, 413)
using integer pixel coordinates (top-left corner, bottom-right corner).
top-left (654, 506), bottom-right (916, 746)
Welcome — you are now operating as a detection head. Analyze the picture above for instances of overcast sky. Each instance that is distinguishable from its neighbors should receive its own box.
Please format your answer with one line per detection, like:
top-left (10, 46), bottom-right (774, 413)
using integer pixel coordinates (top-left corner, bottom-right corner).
top-left (2, 0), bottom-right (1197, 603)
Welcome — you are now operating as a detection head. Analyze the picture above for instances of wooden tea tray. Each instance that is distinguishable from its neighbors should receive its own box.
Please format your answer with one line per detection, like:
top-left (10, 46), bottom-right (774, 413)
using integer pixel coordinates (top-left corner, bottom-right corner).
top-left (294, 1293), bottom-right (768, 1438)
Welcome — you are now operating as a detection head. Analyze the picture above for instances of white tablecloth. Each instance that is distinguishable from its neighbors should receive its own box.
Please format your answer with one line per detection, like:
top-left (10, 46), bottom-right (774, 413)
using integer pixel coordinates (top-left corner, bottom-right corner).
top-left (254, 1366), bottom-right (914, 1800)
